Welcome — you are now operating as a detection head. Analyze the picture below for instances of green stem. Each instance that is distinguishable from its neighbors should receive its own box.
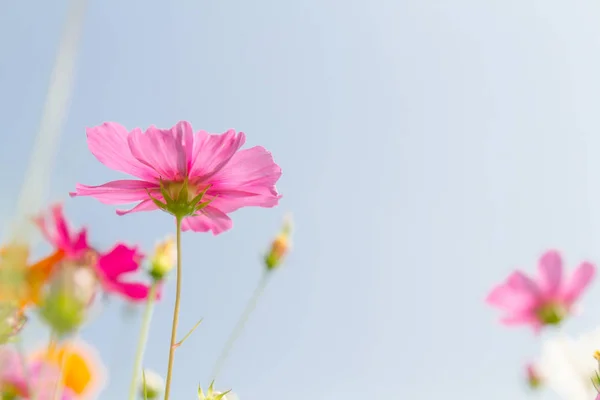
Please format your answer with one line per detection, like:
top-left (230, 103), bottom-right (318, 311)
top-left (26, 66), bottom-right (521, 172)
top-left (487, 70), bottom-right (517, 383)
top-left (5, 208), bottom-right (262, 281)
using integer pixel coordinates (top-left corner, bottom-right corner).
top-left (210, 272), bottom-right (271, 381)
top-left (51, 333), bottom-right (65, 400)
top-left (128, 282), bottom-right (158, 400)
top-left (163, 216), bottom-right (183, 400)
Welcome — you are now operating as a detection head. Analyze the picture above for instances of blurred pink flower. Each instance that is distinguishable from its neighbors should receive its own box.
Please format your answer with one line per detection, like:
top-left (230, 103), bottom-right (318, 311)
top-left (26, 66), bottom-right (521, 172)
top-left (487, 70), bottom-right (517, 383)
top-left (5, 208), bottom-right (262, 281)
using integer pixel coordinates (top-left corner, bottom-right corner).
top-left (35, 204), bottom-right (156, 303)
top-left (0, 346), bottom-right (75, 400)
top-left (70, 121), bottom-right (282, 235)
top-left (486, 250), bottom-right (595, 333)
top-left (34, 204), bottom-right (88, 259)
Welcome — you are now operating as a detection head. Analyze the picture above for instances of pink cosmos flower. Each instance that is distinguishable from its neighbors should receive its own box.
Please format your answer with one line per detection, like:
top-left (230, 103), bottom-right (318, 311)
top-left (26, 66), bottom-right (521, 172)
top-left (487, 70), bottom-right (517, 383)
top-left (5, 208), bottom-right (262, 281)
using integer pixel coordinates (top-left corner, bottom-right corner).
top-left (0, 346), bottom-right (75, 400)
top-left (35, 204), bottom-right (156, 303)
top-left (70, 121), bottom-right (282, 235)
top-left (486, 250), bottom-right (595, 333)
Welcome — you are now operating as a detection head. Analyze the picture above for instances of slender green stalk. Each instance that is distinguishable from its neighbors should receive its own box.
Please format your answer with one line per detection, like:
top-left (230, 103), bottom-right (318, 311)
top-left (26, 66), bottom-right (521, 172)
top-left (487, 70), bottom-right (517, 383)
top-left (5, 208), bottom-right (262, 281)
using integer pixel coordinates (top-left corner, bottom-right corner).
top-left (50, 333), bottom-right (65, 400)
top-left (163, 216), bottom-right (183, 400)
top-left (210, 272), bottom-right (271, 381)
top-left (128, 282), bottom-right (158, 400)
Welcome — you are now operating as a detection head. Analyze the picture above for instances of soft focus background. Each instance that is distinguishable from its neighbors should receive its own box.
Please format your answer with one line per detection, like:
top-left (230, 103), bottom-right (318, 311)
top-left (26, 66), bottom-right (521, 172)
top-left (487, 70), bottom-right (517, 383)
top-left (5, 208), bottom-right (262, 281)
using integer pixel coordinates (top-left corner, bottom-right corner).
top-left (2, 1), bottom-right (600, 399)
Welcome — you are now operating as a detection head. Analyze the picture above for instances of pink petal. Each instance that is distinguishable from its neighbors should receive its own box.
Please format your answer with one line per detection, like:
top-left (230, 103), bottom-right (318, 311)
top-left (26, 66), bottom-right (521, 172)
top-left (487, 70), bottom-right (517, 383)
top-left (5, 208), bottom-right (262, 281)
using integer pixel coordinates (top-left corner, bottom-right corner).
top-left (116, 198), bottom-right (161, 216)
top-left (486, 283), bottom-right (537, 310)
top-left (96, 244), bottom-right (143, 280)
top-left (127, 123), bottom-right (192, 181)
top-left (71, 230), bottom-right (89, 256)
top-left (29, 362), bottom-right (77, 400)
top-left (500, 311), bottom-right (537, 326)
top-left (500, 311), bottom-right (542, 334)
top-left (86, 123), bottom-right (158, 181)
top-left (505, 271), bottom-right (540, 297)
top-left (181, 207), bottom-right (233, 235)
top-left (0, 347), bottom-right (25, 383)
top-left (33, 204), bottom-right (89, 257)
top-left (207, 146), bottom-right (282, 212)
top-left (106, 281), bottom-right (155, 302)
top-left (562, 261), bottom-right (596, 304)
top-left (70, 180), bottom-right (159, 204)
top-left (537, 250), bottom-right (563, 297)
top-left (52, 204), bottom-right (71, 248)
top-left (188, 129), bottom-right (246, 180)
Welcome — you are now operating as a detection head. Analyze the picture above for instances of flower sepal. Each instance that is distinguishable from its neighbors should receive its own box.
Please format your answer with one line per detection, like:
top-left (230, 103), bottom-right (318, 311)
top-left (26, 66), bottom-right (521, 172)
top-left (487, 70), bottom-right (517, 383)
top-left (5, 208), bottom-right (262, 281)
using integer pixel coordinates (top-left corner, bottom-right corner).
top-left (148, 179), bottom-right (215, 219)
top-left (198, 382), bottom-right (232, 400)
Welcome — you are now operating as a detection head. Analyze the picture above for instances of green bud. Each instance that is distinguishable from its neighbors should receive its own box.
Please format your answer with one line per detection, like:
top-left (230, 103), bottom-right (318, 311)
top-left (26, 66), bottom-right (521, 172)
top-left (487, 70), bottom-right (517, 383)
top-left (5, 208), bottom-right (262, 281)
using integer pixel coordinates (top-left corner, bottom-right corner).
top-left (148, 237), bottom-right (176, 282)
top-left (264, 214), bottom-right (293, 271)
top-left (38, 264), bottom-right (96, 337)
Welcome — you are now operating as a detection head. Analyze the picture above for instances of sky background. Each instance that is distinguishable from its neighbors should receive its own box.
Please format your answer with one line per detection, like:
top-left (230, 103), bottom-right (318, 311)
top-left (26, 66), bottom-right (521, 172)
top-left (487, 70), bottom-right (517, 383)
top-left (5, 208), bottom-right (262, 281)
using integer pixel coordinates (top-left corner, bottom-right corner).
top-left (3, 0), bottom-right (600, 399)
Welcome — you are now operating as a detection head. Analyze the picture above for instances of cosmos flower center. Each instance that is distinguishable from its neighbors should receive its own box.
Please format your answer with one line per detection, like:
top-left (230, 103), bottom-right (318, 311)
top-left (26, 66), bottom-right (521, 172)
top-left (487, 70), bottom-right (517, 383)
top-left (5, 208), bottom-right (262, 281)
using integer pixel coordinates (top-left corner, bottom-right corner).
top-left (536, 302), bottom-right (567, 325)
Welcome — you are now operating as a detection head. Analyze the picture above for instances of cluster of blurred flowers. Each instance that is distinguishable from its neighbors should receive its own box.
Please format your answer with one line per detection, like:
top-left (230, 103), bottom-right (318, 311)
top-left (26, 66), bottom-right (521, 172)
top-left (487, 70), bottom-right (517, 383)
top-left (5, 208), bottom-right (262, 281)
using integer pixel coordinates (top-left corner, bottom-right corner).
top-left (487, 250), bottom-right (600, 400)
top-left (0, 121), bottom-right (291, 399)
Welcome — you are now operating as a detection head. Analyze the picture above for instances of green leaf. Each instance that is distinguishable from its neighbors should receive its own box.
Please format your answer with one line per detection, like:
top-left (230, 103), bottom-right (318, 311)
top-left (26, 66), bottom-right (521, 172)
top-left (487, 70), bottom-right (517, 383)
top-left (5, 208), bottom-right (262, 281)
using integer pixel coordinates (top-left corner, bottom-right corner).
top-left (174, 319), bottom-right (203, 349)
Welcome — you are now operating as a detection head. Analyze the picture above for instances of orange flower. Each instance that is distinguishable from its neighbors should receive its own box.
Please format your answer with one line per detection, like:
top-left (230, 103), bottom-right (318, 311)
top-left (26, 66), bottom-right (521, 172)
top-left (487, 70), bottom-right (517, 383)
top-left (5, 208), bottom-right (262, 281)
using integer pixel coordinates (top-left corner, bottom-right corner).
top-left (30, 339), bottom-right (106, 397)
top-left (0, 244), bottom-right (66, 309)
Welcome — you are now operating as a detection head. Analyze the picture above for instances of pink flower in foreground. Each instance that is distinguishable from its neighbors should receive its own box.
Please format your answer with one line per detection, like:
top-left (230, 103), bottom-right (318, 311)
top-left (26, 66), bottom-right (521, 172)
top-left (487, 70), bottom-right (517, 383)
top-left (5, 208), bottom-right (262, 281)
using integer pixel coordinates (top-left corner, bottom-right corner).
top-left (486, 250), bottom-right (595, 332)
top-left (35, 204), bottom-right (156, 303)
top-left (70, 121), bottom-right (282, 235)
top-left (0, 346), bottom-right (75, 400)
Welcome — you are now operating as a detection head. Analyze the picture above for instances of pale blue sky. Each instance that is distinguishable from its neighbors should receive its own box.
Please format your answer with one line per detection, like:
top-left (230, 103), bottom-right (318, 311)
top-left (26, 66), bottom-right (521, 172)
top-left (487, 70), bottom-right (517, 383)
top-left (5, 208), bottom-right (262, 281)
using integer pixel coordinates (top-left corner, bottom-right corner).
top-left (3, 1), bottom-right (600, 399)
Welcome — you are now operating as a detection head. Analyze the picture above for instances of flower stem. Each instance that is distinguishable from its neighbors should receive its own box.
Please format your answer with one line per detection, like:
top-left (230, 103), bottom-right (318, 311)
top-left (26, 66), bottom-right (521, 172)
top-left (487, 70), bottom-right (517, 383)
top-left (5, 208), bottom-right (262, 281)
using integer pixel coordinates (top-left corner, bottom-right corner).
top-left (128, 282), bottom-right (158, 400)
top-left (163, 216), bottom-right (183, 400)
top-left (51, 333), bottom-right (65, 400)
top-left (210, 272), bottom-right (271, 381)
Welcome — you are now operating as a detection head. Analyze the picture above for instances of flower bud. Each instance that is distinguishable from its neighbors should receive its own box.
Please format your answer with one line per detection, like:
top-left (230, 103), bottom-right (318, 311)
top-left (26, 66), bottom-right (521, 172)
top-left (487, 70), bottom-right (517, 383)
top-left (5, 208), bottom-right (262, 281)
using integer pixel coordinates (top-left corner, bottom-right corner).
top-left (140, 370), bottom-right (164, 399)
top-left (264, 214), bottom-right (293, 271)
top-left (526, 363), bottom-right (542, 390)
top-left (198, 382), bottom-right (234, 400)
top-left (148, 237), bottom-right (176, 281)
top-left (38, 263), bottom-right (97, 336)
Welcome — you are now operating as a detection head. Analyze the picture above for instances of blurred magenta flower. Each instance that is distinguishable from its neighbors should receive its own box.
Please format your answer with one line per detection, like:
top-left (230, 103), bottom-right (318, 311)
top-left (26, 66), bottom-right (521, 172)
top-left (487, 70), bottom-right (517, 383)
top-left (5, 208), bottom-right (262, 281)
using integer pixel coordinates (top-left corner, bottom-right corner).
top-left (0, 346), bottom-right (75, 400)
top-left (70, 121), bottom-right (282, 234)
top-left (36, 204), bottom-right (156, 303)
top-left (486, 250), bottom-right (595, 332)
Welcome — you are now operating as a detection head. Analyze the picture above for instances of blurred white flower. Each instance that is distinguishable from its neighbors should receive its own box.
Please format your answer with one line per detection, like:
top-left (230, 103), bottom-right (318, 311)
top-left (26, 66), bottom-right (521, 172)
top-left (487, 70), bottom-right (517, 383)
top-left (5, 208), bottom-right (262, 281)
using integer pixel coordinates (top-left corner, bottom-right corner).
top-left (538, 328), bottom-right (600, 400)
top-left (141, 369), bottom-right (164, 399)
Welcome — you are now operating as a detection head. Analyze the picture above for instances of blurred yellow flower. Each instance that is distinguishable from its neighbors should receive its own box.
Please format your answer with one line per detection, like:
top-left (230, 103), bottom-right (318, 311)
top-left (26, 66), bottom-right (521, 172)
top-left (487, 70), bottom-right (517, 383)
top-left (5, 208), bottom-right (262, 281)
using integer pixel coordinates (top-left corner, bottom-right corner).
top-left (30, 339), bottom-right (106, 397)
